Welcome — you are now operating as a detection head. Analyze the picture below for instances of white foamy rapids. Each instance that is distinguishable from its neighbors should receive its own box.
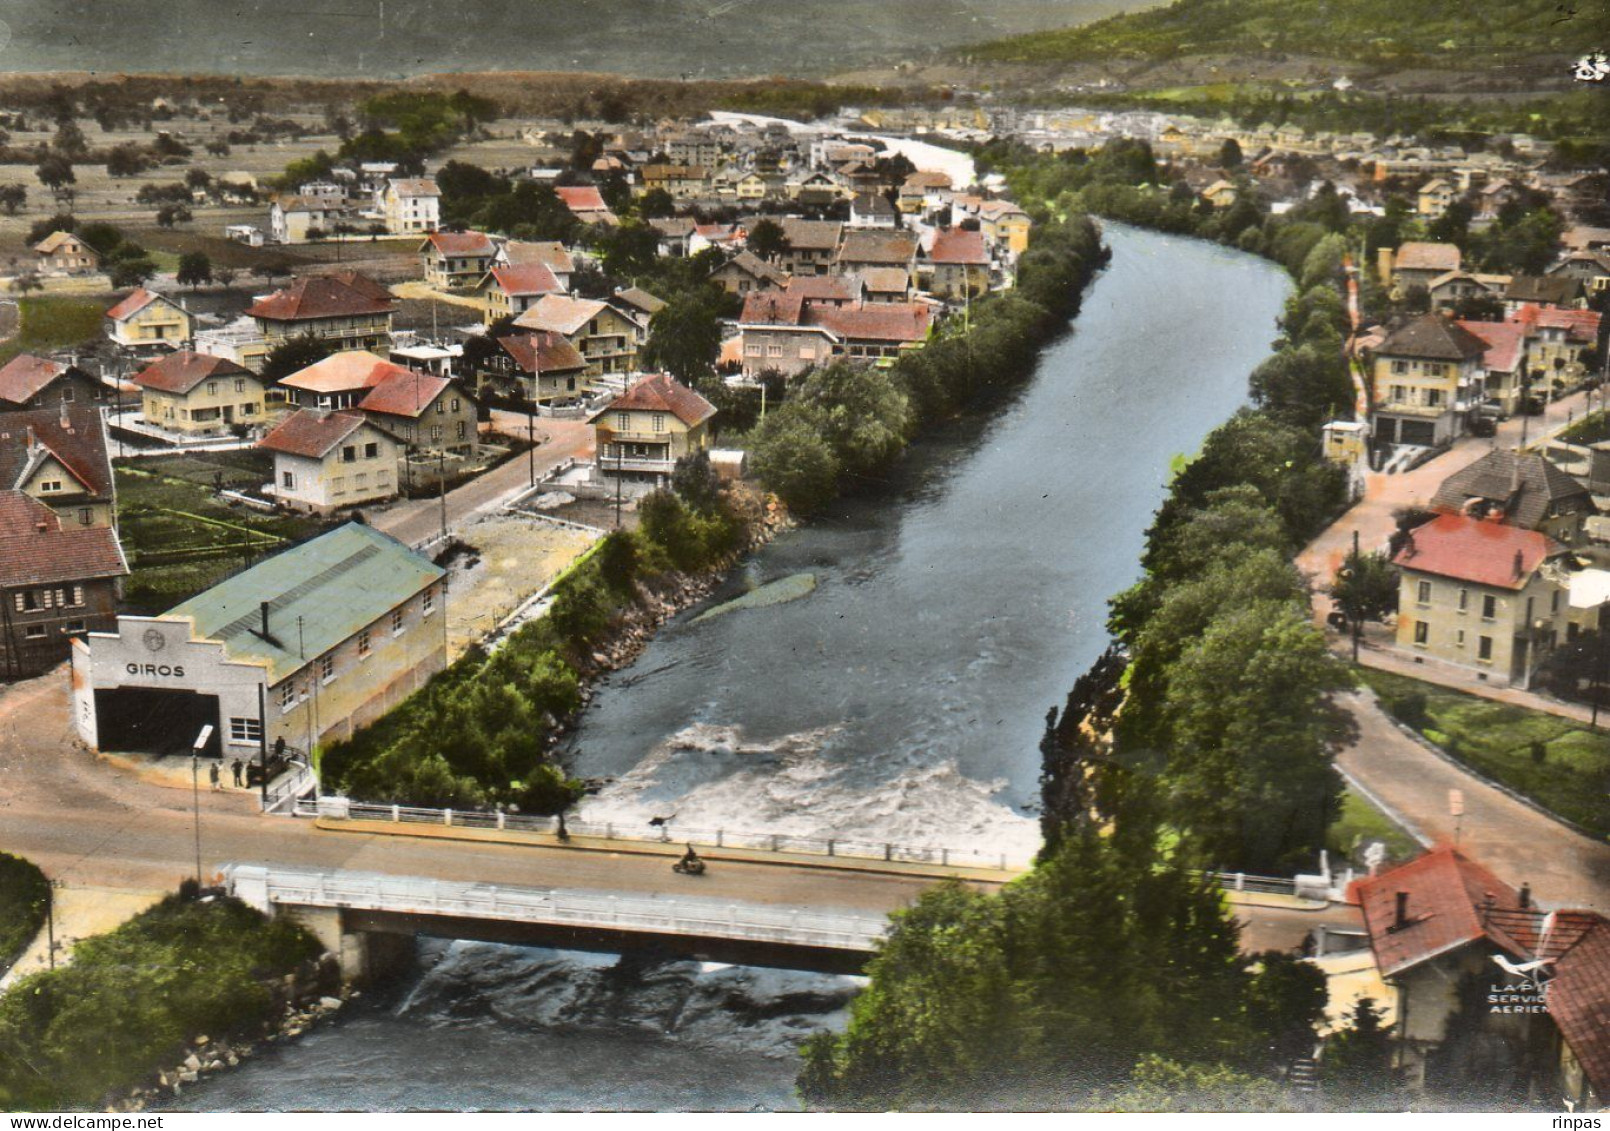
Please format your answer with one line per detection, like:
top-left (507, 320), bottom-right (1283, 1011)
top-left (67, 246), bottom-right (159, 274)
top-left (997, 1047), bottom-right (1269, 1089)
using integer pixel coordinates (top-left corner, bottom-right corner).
top-left (578, 722), bottom-right (1041, 864)
top-left (400, 940), bottom-right (862, 1059)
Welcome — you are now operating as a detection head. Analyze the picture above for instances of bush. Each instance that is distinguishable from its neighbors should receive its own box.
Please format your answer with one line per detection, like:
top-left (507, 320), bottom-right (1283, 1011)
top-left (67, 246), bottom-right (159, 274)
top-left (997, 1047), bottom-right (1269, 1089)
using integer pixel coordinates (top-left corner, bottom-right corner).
top-left (0, 853), bottom-right (49, 975)
top-left (1385, 691), bottom-right (1429, 730)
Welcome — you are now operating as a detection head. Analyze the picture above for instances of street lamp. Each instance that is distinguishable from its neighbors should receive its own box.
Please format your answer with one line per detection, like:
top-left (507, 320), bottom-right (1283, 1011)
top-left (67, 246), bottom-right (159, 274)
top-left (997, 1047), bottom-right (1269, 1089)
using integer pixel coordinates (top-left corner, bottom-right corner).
top-left (191, 723), bottom-right (214, 887)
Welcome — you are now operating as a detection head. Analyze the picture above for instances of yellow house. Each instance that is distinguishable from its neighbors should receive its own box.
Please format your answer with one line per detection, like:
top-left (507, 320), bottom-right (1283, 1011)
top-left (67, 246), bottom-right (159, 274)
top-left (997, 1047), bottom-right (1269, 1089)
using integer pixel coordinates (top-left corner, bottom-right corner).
top-left (1369, 313), bottom-right (1489, 447)
top-left (514, 295), bottom-right (644, 376)
top-left (978, 201), bottom-right (1032, 256)
top-left (475, 262), bottom-right (564, 322)
top-left (106, 288), bottom-right (192, 350)
top-left (0, 404), bottom-right (117, 529)
top-left (590, 373), bottom-right (715, 482)
top-left (1417, 178), bottom-right (1456, 219)
top-left (133, 351), bottom-right (266, 435)
top-left (1392, 514), bottom-right (1568, 688)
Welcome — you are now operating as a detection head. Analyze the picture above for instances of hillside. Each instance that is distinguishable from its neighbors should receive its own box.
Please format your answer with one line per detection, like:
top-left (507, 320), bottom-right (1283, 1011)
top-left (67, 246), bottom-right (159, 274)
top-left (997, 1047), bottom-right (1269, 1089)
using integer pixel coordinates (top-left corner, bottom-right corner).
top-left (967, 0), bottom-right (1606, 69)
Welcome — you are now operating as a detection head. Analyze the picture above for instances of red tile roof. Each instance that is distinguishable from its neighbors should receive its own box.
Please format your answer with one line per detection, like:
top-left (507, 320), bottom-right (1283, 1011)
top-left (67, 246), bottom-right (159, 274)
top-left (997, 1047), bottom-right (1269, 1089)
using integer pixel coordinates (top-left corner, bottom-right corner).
top-left (105, 287), bottom-right (166, 321)
top-left (1349, 847), bottom-right (1533, 978)
top-left (556, 185), bottom-right (608, 213)
top-left (133, 351), bottom-right (253, 395)
top-left (1396, 241), bottom-right (1462, 273)
top-left (357, 370), bottom-right (452, 419)
top-left (0, 490), bottom-right (126, 587)
top-left (838, 229), bottom-right (919, 267)
top-left (488, 263), bottom-right (561, 297)
top-left (740, 290), bottom-right (808, 326)
top-left (592, 373), bottom-right (714, 428)
top-left (1546, 914), bottom-right (1610, 1098)
top-left (259, 409), bottom-right (371, 459)
top-left (323, 269), bottom-right (394, 304)
top-left (1512, 304), bottom-right (1603, 342)
top-left (280, 351), bottom-right (411, 395)
top-left (809, 302), bottom-right (933, 344)
top-left (424, 230), bottom-right (496, 257)
top-left (784, 275), bottom-right (859, 303)
top-left (1457, 319), bottom-right (1527, 374)
top-left (495, 331), bottom-right (587, 375)
top-left (0, 355), bottom-right (70, 406)
top-left (1392, 513), bottom-right (1560, 590)
top-left (928, 227), bottom-right (989, 265)
top-left (0, 404), bottom-right (114, 501)
top-left (1376, 313), bottom-right (1490, 362)
top-left (246, 274), bottom-right (394, 322)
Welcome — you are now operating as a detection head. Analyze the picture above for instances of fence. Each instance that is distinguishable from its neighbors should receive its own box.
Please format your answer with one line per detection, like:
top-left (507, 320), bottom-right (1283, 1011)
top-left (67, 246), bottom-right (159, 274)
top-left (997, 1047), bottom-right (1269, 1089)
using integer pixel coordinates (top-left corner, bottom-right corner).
top-left (262, 762), bottom-right (319, 814)
top-left (293, 797), bottom-right (1032, 872)
top-left (224, 865), bottom-right (888, 952)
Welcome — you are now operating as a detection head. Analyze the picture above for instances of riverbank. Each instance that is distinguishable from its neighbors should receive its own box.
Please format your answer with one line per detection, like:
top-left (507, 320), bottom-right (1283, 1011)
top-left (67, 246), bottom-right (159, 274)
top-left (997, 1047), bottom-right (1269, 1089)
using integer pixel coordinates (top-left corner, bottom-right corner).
top-left (0, 889), bottom-right (327, 1112)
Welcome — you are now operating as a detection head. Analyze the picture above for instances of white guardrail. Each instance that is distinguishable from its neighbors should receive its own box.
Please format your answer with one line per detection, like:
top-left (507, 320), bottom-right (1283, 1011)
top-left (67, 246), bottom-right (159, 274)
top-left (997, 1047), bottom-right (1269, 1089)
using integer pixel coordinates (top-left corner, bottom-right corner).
top-left (294, 796), bottom-right (1031, 871)
top-left (223, 864), bottom-right (889, 953)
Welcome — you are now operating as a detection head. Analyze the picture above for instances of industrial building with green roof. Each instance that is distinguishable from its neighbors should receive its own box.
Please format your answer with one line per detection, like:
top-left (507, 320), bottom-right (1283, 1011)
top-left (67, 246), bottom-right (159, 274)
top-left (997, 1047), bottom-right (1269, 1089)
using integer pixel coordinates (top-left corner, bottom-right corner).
top-left (72, 522), bottom-right (447, 764)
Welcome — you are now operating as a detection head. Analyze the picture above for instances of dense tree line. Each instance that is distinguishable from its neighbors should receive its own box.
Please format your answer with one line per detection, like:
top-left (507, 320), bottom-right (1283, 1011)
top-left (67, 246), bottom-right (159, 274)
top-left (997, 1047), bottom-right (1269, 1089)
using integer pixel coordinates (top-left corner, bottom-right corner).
top-left (748, 210), bottom-right (1105, 513)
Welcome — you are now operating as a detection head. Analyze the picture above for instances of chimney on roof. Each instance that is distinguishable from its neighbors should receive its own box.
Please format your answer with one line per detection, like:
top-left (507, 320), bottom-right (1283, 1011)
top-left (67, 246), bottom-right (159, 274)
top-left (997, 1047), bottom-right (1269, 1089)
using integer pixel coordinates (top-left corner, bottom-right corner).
top-left (1519, 883), bottom-right (1532, 909)
top-left (1514, 549), bottom-right (1525, 578)
top-left (1395, 890), bottom-right (1409, 928)
top-left (260, 601), bottom-right (270, 641)
top-left (24, 425), bottom-right (35, 450)
top-left (59, 398), bottom-right (69, 429)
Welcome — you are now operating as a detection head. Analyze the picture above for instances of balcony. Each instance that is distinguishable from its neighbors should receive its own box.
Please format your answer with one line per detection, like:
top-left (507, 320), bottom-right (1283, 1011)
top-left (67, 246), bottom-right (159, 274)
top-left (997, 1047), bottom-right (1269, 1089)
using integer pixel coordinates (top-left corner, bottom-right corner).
top-left (601, 456), bottom-right (674, 475)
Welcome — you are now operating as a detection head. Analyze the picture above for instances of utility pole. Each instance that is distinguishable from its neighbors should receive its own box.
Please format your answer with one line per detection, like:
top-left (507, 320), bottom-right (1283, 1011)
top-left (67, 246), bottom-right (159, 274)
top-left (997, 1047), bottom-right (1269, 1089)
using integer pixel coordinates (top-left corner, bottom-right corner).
top-left (191, 724), bottom-right (213, 886)
top-left (439, 448), bottom-right (448, 541)
top-left (45, 879), bottom-right (61, 970)
top-left (614, 445), bottom-right (624, 529)
top-left (528, 350), bottom-right (540, 488)
top-left (1352, 529), bottom-right (1362, 664)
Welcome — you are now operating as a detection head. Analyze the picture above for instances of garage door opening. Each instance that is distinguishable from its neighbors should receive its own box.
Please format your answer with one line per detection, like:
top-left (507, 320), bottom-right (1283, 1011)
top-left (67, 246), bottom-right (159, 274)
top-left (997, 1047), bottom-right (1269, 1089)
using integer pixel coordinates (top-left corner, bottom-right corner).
top-left (94, 688), bottom-right (222, 757)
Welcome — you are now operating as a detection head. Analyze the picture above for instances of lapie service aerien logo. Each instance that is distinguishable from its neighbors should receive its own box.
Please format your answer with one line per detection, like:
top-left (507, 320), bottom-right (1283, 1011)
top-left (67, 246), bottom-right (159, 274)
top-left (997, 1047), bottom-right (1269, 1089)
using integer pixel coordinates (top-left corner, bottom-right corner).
top-left (1488, 954), bottom-right (1553, 1014)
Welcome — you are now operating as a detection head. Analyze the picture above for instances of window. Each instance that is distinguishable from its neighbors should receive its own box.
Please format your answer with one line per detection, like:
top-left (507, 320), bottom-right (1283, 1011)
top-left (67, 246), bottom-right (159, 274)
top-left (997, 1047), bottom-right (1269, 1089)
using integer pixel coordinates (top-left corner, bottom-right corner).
top-left (234, 378), bottom-right (246, 393)
top-left (1458, 588), bottom-right (1468, 612)
top-left (207, 381), bottom-right (218, 396)
top-left (435, 399), bottom-right (446, 414)
top-left (616, 412), bottom-right (630, 430)
top-left (354, 472), bottom-right (369, 489)
top-left (652, 414), bottom-right (666, 433)
top-left (78, 508), bottom-right (92, 525)
top-left (767, 344), bottom-right (783, 357)
top-left (1478, 635), bottom-right (1494, 661)
top-left (279, 682), bottom-right (297, 710)
top-left (1527, 597), bottom-right (1535, 624)
top-left (1456, 629), bottom-right (1466, 647)
top-left (1416, 580), bottom-right (1432, 606)
top-left (364, 442), bottom-right (379, 459)
top-left (1392, 360), bottom-right (1409, 376)
top-left (282, 470), bottom-right (296, 489)
top-left (23, 625), bottom-right (46, 640)
top-left (392, 609), bottom-right (405, 635)
top-left (70, 586), bottom-right (83, 607)
top-left (241, 403), bottom-right (255, 416)
top-left (1413, 621), bottom-right (1429, 645)
top-left (331, 477), bottom-right (346, 495)
top-left (430, 425), bottom-right (443, 442)
top-left (1552, 590), bottom-right (1561, 613)
top-left (39, 480), bottom-right (62, 494)
top-left (60, 387), bottom-right (74, 402)
top-left (342, 445), bottom-right (357, 463)
top-left (229, 717), bottom-right (263, 744)
top-left (422, 587), bottom-right (436, 617)
top-left (456, 421), bottom-right (467, 440)
top-left (358, 629), bottom-right (371, 659)
top-left (1426, 389), bottom-right (1442, 408)
top-left (450, 399), bottom-right (460, 413)
top-left (319, 655), bottom-right (335, 683)
top-left (1482, 594), bottom-right (1497, 620)
top-left (745, 343), bottom-right (762, 356)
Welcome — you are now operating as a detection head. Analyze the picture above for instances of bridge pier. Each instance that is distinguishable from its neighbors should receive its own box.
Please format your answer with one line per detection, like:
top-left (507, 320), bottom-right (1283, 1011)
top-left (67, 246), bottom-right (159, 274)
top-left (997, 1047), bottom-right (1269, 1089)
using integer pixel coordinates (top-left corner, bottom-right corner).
top-left (289, 906), bottom-right (415, 987)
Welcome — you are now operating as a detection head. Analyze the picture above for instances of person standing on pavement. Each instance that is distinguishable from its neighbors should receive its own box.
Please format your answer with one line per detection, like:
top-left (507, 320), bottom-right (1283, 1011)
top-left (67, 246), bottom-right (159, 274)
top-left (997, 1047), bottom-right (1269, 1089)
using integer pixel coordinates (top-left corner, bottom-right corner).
top-left (231, 759), bottom-right (243, 787)
top-left (209, 761), bottom-right (221, 791)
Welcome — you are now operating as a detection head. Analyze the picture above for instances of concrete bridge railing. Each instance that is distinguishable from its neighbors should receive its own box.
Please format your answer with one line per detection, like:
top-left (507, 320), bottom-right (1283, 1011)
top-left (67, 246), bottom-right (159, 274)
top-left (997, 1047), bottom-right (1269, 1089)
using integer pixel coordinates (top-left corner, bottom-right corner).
top-left (223, 864), bottom-right (891, 955)
top-left (293, 796), bottom-right (1031, 872)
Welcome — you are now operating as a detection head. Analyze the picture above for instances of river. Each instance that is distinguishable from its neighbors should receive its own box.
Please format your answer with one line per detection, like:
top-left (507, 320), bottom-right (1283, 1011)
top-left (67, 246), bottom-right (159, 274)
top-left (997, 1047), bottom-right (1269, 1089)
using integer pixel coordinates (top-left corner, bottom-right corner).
top-left (171, 223), bottom-right (1292, 1111)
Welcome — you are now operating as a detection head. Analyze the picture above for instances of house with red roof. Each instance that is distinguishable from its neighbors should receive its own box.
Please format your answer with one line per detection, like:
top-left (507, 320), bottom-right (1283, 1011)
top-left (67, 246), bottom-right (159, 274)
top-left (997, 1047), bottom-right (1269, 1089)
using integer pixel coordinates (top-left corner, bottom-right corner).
top-left (1392, 513), bottom-right (1570, 687)
top-left (259, 409), bottom-right (400, 514)
top-left (922, 227), bottom-right (991, 301)
top-left (737, 291), bottom-right (933, 379)
top-left (512, 295), bottom-right (644, 377)
top-left (474, 262), bottom-right (564, 321)
top-left (1511, 305), bottom-right (1603, 393)
top-left (106, 287), bottom-right (193, 351)
top-left (0, 491), bottom-right (127, 679)
top-left (246, 272), bottom-right (395, 355)
top-left (0, 403), bottom-right (117, 529)
top-left (484, 331), bottom-right (589, 404)
top-left (554, 185), bottom-right (616, 226)
top-left (0, 355), bottom-right (105, 413)
top-left (589, 373), bottom-right (715, 482)
top-left (708, 250), bottom-right (787, 297)
top-left (1457, 319), bottom-right (1529, 416)
top-left (356, 370), bottom-right (478, 456)
top-left (278, 350), bottom-right (414, 410)
top-left (133, 351), bottom-right (265, 436)
top-left (419, 230), bottom-right (497, 290)
top-left (1350, 847), bottom-right (1610, 1105)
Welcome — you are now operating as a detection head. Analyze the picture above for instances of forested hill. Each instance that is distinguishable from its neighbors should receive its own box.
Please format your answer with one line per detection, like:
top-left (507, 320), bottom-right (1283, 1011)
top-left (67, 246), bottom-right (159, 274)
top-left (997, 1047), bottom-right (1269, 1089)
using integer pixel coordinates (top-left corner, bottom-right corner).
top-left (966, 0), bottom-right (1606, 68)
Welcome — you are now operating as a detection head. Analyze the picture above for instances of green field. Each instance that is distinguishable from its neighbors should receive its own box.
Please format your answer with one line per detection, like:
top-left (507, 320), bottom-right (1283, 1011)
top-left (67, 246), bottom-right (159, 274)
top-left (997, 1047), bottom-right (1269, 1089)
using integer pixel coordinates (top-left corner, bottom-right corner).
top-left (115, 450), bottom-right (328, 613)
top-left (0, 296), bottom-right (108, 365)
top-left (1361, 668), bottom-right (1610, 840)
top-left (1327, 787), bottom-right (1421, 868)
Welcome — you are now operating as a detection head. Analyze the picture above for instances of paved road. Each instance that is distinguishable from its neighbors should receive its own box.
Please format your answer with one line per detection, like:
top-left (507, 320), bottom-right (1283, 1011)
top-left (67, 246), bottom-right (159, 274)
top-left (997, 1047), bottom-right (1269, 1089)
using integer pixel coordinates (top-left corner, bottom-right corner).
top-left (1335, 689), bottom-right (1610, 912)
top-left (369, 416), bottom-right (593, 547)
